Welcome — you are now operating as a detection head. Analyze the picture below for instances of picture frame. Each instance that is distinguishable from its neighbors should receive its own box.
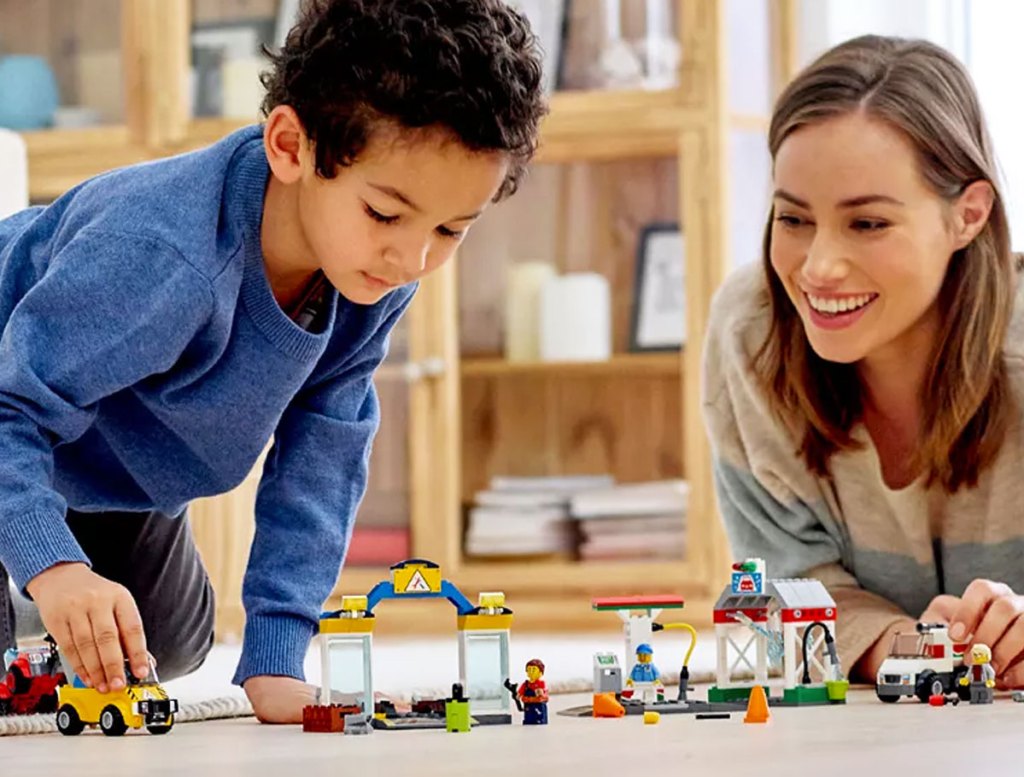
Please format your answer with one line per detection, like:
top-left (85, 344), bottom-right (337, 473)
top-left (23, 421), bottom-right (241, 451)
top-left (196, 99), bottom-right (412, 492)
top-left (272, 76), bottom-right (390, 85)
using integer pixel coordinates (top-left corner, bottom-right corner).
top-left (503, 0), bottom-right (570, 93)
top-left (630, 223), bottom-right (685, 352)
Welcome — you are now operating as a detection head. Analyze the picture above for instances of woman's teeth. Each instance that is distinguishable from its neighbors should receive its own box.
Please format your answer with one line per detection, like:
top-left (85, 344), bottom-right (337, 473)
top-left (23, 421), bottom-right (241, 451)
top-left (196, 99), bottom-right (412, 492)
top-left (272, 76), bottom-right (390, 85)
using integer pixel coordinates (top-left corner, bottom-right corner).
top-left (806, 293), bottom-right (875, 315)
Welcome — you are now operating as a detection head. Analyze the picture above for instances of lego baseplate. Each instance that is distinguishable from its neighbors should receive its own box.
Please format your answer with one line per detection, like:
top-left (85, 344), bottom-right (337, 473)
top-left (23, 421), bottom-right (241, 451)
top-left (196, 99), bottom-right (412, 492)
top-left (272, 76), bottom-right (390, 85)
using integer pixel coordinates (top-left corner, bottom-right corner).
top-left (557, 698), bottom-right (746, 718)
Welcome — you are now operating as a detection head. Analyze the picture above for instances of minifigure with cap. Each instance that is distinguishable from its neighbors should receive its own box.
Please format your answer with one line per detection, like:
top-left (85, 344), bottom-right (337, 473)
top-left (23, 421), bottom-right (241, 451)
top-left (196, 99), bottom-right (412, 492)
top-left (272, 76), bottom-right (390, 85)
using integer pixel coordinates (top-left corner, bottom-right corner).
top-left (627, 643), bottom-right (664, 704)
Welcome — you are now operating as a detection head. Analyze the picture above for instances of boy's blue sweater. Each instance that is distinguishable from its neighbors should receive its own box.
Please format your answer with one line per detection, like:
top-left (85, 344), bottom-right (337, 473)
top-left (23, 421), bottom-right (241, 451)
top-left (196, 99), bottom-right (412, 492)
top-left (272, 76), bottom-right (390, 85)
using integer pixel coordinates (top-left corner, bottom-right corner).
top-left (0, 126), bottom-right (415, 684)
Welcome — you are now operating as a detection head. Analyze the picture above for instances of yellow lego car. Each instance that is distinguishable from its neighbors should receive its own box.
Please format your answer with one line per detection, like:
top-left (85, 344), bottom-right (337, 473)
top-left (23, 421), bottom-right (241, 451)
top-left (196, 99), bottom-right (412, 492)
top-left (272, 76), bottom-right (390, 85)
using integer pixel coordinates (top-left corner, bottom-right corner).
top-left (55, 659), bottom-right (178, 736)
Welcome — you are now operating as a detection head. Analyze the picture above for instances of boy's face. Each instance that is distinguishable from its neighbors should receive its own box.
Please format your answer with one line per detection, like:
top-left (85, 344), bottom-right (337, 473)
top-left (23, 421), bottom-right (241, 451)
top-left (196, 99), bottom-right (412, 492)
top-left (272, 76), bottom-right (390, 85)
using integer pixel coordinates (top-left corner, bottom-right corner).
top-left (298, 125), bottom-right (508, 305)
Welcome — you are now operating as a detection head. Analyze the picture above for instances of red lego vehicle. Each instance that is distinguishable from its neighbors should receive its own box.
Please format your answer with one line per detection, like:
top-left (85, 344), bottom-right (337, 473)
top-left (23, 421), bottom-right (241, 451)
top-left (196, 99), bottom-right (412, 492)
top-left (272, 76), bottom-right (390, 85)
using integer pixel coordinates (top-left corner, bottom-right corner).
top-left (0, 637), bottom-right (66, 716)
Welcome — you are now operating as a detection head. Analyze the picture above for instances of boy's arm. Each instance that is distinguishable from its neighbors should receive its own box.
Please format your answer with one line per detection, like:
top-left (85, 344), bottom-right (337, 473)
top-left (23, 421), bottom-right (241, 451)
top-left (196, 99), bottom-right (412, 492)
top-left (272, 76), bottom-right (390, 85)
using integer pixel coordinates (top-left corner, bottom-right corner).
top-left (0, 228), bottom-right (212, 590)
top-left (232, 285), bottom-right (416, 688)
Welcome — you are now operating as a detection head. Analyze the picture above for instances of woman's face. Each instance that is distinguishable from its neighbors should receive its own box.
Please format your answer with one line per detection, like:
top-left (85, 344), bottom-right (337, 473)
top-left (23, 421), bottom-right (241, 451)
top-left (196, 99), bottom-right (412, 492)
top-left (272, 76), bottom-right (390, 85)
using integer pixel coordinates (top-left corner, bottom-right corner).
top-left (770, 111), bottom-right (979, 367)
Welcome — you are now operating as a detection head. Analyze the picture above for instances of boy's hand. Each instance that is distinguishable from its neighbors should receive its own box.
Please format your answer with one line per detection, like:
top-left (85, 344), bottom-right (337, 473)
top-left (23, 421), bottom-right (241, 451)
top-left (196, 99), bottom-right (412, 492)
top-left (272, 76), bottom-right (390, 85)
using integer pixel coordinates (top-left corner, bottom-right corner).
top-left (243, 675), bottom-right (317, 723)
top-left (949, 579), bottom-right (1024, 685)
top-left (25, 562), bottom-right (149, 693)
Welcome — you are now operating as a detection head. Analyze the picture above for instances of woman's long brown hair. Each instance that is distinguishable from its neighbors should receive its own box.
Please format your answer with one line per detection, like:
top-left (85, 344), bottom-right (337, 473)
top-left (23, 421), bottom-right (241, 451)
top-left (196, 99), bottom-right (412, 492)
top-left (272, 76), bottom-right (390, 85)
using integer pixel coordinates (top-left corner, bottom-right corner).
top-left (756, 35), bottom-right (1019, 492)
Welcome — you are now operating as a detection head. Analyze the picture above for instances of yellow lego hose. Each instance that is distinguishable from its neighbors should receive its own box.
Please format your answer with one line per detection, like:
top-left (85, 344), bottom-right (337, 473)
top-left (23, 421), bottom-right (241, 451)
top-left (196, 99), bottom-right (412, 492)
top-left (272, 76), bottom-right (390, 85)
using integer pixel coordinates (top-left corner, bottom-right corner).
top-left (660, 622), bottom-right (698, 667)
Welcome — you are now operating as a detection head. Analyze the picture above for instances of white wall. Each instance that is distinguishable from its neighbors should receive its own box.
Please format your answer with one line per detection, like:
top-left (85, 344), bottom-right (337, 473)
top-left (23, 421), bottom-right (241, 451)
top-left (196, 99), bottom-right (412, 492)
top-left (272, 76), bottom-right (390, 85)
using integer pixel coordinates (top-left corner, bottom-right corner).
top-left (796, 0), bottom-right (1024, 250)
top-left (964, 1), bottom-right (1024, 251)
top-left (799, 0), bottom-right (967, 62)
top-left (724, 0), bottom-right (1024, 268)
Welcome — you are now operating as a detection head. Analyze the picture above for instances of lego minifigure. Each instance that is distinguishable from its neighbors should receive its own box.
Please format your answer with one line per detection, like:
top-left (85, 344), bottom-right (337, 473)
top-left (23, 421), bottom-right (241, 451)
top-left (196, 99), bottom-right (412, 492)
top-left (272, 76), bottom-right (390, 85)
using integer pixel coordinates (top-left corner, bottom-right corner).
top-left (626, 643), bottom-right (663, 704)
top-left (958, 643), bottom-right (995, 704)
top-left (516, 659), bottom-right (549, 725)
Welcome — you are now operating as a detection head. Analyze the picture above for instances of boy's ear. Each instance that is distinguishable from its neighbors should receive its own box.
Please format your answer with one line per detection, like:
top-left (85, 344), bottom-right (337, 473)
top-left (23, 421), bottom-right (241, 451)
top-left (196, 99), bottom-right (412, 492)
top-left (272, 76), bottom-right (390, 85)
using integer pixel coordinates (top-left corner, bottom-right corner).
top-left (263, 106), bottom-right (311, 185)
top-left (952, 179), bottom-right (995, 249)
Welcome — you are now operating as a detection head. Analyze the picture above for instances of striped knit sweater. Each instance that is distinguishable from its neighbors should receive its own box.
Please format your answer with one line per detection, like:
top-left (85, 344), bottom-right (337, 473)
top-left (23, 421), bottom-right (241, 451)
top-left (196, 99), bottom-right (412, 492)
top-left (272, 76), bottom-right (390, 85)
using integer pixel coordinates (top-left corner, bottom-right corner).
top-left (702, 262), bottom-right (1024, 673)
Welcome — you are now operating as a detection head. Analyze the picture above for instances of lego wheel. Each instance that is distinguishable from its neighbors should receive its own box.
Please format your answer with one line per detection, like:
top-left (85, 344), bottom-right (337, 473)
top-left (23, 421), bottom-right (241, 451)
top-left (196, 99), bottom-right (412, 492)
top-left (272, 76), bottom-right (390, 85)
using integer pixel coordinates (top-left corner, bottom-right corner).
top-left (100, 705), bottom-right (128, 737)
top-left (914, 671), bottom-right (944, 704)
top-left (6, 666), bottom-right (30, 695)
top-left (876, 693), bottom-right (899, 703)
top-left (56, 704), bottom-right (85, 736)
top-left (36, 693), bottom-right (59, 714)
top-left (147, 716), bottom-right (174, 735)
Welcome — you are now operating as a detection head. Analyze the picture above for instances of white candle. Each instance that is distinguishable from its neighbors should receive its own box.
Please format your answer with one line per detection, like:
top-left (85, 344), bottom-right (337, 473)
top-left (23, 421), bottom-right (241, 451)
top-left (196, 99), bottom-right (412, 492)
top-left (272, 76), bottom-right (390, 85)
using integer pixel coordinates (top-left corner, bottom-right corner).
top-left (505, 262), bottom-right (557, 362)
top-left (0, 129), bottom-right (28, 217)
top-left (647, 0), bottom-right (670, 44)
top-left (604, 0), bottom-right (622, 40)
top-left (540, 273), bottom-right (612, 362)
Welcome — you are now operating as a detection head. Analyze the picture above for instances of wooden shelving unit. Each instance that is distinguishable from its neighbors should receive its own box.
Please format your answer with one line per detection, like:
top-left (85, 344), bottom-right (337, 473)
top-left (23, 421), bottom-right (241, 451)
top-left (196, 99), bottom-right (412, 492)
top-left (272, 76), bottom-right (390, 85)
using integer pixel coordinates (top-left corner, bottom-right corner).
top-left (25, 88), bottom-right (698, 201)
top-left (461, 353), bottom-right (682, 378)
top-left (6, 0), bottom-right (799, 639)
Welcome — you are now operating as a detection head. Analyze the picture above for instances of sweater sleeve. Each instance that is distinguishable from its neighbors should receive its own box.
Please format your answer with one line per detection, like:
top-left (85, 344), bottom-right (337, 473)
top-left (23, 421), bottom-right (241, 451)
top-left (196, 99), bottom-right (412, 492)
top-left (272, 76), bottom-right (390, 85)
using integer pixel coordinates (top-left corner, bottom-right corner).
top-left (0, 228), bottom-right (212, 591)
top-left (702, 266), bottom-right (908, 673)
top-left (232, 285), bottom-right (416, 685)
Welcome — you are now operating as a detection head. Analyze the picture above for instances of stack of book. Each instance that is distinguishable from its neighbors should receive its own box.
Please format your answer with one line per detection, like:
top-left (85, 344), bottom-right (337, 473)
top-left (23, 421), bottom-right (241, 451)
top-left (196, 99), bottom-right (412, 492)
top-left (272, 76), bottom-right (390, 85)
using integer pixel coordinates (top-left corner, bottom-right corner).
top-left (464, 474), bottom-right (614, 558)
top-left (570, 480), bottom-right (688, 561)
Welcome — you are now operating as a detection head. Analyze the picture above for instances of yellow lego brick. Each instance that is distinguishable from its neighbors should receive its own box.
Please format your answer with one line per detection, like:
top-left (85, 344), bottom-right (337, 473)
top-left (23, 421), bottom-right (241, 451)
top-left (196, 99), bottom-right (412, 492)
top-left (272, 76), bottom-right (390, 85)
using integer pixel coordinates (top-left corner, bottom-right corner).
top-left (320, 617), bottom-right (376, 634)
top-left (478, 592), bottom-right (506, 609)
top-left (457, 613), bottom-right (514, 631)
top-left (391, 561), bottom-right (442, 594)
top-left (341, 595), bottom-right (369, 612)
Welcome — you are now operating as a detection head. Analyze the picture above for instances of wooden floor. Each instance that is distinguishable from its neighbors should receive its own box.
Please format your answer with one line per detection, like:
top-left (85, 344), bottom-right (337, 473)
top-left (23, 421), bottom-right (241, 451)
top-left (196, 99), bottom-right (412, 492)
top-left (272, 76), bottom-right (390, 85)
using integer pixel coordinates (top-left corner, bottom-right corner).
top-left (5, 688), bottom-right (1024, 776)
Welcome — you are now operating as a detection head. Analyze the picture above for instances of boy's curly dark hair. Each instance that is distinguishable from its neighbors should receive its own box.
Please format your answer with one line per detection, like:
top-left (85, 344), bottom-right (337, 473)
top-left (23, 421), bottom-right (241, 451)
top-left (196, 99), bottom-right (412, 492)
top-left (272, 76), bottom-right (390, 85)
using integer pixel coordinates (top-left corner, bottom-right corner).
top-left (261, 0), bottom-right (547, 200)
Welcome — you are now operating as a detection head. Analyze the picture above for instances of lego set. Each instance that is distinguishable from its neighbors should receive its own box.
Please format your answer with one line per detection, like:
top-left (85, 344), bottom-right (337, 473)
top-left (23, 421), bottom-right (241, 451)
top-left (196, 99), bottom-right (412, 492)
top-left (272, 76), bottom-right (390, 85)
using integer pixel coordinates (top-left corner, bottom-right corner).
top-left (709, 559), bottom-right (848, 707)
top-left (2, 555), bottom-right (1015, 737)
top-left (305, 559), bottom-right (513, 732)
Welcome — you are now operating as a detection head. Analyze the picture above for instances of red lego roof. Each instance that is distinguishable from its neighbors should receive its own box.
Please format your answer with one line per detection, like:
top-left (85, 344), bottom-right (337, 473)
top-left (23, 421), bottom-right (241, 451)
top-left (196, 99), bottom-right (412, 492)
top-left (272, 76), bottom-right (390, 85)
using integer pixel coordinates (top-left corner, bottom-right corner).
top-left (592, 595), bottom-right (685, 611)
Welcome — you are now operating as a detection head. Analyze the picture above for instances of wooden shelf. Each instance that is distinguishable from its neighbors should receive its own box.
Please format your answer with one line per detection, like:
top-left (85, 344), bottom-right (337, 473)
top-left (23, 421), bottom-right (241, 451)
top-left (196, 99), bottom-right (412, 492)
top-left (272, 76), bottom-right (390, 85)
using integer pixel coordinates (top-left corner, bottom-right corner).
top-left (536, 88), bottom-right (689, 163)
top-left (461, 352), bottom-right (682, 378)
top-left (23, 88), bottom-right (695, 201)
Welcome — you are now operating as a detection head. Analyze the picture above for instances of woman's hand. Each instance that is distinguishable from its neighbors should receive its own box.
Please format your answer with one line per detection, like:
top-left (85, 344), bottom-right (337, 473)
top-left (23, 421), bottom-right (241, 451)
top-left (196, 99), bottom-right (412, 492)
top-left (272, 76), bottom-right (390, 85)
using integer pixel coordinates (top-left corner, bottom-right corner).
top-left (948, 579), bottom-right (1024, 687)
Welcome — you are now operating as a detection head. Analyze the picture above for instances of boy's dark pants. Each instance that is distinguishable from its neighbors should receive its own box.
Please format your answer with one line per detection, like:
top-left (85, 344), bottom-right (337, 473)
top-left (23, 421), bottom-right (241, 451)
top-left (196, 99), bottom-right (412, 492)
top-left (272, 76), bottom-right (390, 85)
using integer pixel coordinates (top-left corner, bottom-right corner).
top-left (2, 508), bottom-right (215, 682)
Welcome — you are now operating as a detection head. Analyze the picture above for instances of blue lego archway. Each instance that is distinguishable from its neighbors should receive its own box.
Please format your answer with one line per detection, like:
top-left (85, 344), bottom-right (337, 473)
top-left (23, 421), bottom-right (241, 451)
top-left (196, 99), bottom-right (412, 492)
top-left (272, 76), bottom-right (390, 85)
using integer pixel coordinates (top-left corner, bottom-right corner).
top-left (324, 559), bottom-right (476, 618)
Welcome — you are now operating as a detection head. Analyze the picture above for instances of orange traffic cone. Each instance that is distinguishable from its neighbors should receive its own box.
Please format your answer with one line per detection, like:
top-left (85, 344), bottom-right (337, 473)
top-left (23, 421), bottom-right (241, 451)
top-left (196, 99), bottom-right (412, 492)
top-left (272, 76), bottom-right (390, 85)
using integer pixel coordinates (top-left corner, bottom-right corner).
top-left (744, 684), bottom-right (770, 724)
top-left (592, 692), bottom-right (626, 718)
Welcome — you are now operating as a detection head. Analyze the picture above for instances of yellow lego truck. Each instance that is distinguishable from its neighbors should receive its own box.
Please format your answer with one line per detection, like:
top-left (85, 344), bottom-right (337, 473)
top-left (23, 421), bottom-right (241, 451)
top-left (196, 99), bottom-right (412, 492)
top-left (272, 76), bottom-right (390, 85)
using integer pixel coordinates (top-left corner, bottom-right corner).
top-left (55, 659), bottom-right (178, 736)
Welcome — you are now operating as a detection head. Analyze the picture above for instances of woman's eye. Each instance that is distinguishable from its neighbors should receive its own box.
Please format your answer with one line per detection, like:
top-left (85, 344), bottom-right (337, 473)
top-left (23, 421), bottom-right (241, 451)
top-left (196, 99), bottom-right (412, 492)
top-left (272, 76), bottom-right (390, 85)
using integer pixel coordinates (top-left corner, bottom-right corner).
top-left (852, 219), bottom-right (889, 232)
top-left (365, 204), bottom-right (399, 224)
top-left (436, 225), bottom-right (465, 239)
top-left (775, 214), bottom-right (805, 227)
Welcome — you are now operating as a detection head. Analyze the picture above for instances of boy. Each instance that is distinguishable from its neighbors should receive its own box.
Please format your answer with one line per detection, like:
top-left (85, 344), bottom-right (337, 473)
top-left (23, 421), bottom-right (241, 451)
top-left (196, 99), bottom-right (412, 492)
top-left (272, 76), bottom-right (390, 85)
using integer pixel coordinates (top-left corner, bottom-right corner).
top-left (0, 0), bottom-right (545, 723)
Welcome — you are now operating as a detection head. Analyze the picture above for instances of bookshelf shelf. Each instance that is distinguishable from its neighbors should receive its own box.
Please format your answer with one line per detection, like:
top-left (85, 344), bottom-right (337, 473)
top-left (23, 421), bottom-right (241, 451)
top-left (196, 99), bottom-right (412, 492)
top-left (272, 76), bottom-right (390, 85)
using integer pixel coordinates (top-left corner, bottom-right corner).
top-left (24, 87), bottom-right (691, 201)
top-left (460, 352), bottom-right (682, 378)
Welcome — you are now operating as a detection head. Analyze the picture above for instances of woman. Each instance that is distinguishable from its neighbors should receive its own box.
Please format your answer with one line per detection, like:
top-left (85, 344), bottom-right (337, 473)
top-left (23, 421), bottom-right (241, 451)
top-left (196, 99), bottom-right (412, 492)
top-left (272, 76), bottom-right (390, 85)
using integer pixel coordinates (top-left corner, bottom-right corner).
top-left (702, 35), bottom-right (1024, 686)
